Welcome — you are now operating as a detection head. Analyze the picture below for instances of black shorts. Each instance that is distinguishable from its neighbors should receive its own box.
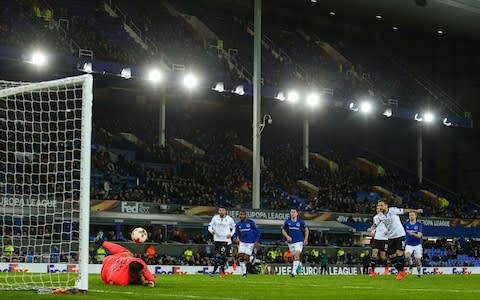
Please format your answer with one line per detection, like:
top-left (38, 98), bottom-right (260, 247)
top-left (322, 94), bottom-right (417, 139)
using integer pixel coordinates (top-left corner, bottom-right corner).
top-left (371, 239), bottom-right (388, 252)
top-left (387, 236), bottom-right (406, 256)
top-left (214, 241), bottom-right (232, 257)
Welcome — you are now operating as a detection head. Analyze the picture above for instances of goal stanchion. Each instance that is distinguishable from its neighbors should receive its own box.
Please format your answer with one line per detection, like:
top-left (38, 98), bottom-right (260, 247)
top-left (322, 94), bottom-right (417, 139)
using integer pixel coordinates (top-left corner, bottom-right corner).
top-left (0, 75), bottom-right (93, 291)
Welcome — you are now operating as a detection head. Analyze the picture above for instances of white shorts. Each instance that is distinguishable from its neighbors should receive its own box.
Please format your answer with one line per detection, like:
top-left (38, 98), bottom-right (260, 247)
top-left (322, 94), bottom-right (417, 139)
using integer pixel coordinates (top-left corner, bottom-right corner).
top-left (238, 242), bottom-right (255, 256)
top-left (405, 244), bottom-right (423, 259)
top-left (288, 242), bottom-right (304, 254)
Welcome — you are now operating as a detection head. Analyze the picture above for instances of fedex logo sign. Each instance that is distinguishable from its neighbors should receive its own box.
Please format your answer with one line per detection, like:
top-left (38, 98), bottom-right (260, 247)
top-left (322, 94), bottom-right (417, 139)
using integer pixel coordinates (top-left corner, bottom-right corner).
top-left (47, 264), bottom-right (78, 273)
top-left (121, 202), bottom-right (150, 214)
top-left (422, 267), bottom-right (443, 275)
top-left (0, 264), bottom-right (28, 273)
top-left (452, 267), bottom-right (472, 275)
top-left (154, 266), bottom-right (187, 275)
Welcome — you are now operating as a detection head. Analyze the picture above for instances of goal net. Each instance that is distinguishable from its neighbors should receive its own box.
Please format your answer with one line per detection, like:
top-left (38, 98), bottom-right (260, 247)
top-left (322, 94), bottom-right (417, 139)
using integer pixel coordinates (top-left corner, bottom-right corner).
top-left (0, 75), bottom-right (92, 291)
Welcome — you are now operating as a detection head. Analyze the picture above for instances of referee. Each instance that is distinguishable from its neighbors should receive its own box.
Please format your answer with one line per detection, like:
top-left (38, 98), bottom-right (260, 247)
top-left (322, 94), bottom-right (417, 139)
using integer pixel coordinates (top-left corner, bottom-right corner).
top-left (208, 206), bottom-right (236, 276)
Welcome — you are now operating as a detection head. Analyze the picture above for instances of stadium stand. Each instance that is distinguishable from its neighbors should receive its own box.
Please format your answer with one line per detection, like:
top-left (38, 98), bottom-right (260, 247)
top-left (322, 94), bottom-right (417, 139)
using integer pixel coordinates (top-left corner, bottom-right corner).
top-left (86, 94), bottom-right (477, 219)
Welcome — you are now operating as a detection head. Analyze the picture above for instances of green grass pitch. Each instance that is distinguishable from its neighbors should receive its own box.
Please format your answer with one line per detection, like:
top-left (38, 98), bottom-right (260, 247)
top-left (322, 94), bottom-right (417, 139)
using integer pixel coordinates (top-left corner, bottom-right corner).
top-left (1, 274), bottom-right (479, 300)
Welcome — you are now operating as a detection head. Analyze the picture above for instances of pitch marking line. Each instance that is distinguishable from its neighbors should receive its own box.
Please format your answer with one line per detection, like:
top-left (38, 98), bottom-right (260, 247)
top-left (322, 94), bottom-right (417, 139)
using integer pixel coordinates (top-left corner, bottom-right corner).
top-left (195, 279), bottom-right (480, 294)
top-left (399, 288), bottom-right (480, 293)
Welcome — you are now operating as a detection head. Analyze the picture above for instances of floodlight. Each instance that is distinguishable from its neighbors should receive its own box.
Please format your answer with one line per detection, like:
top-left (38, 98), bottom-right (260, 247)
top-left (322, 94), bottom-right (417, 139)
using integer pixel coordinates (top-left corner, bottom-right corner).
top-left (360, 101), bottom-right (372, 113)
top-left (183, 73), bottom-right (198, 89)
top-left (31, 51), bottom-right (47, 66)
top-left (82, 62), bottom-right (92, 73)
top-left (306, 93), bottom-right (320, 107)
top-left (148, 69), bottom-right (162, 83)
top-left (383, 108), bottom-right (392, 117)
top-left (213, 82), bottom-right (225, 93)
top-left (287, 90), bottom-right (300, 103)
top-left (424, 112), bottom-right (434, 123)
top-left (121, 68), bottom-right (131, 79)
top-left (234, 85), bottom-right (245, 95)
top-left (349, 102), bottom-right (358, 112)
top-left (275, 91), bottom-right (286, 101)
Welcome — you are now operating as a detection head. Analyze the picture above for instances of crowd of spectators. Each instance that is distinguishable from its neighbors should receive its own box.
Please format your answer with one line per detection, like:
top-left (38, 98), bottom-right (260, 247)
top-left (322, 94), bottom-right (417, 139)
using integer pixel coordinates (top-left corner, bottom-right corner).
top-left (90, 158), bottom-right (215, 206)
top-left (86, 97), bottom-right (478, 219)
top-left (422, 237), bottom-right (480, 267)
top-left (2, 223), bottom-right (478, 268)
top-left (86, 236), bottom-right (480, 268)
top-left (262, 143), bottom-right (476, 218)
top-left (1, 85), bottom-right (475, 220)
top-left (1, 250), bottom-right (78, 264)
top-left (3, 239), bottom-right (477, 268)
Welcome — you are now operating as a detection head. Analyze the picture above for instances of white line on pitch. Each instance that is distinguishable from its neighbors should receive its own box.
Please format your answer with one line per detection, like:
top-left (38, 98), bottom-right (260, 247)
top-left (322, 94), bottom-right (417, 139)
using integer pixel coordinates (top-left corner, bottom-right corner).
top-left (399, 288), bottom-right (480, 293)
top-left (204, 280), bottom-right (480, 294)
top-left (161, 277), bottom-right (480, 294)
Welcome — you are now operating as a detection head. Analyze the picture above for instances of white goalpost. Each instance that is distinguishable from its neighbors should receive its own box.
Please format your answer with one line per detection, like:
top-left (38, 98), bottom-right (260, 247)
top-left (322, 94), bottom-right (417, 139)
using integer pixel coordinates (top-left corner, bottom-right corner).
top-left (0, 75), bottom-right (93, 291)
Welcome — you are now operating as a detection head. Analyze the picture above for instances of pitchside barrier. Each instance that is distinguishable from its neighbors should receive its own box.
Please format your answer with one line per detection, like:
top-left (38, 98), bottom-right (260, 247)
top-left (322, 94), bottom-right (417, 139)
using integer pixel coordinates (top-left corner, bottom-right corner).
top-left (0, 263), bottom-right (478, 276)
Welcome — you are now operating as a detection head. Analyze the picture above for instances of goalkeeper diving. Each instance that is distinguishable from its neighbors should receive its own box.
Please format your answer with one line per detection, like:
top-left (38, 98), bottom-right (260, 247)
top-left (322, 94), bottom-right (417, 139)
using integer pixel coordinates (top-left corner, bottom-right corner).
top-left (96, 240), bottom-right (155, 287)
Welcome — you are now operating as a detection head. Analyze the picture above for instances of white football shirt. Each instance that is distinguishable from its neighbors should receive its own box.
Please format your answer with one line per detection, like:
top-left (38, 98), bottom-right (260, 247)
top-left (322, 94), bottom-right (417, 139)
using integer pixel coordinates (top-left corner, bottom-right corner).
top-left (208, 214), bottom-right (236, 244)
top-left (372, 214), bottom-right (388, 241)
top-left (374, 207), bottom-right (406, 239)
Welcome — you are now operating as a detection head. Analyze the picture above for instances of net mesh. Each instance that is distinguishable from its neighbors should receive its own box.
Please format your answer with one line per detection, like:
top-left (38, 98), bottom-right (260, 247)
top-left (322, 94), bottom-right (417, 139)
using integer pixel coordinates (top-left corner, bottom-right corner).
top-left (0, 77), bottom-right (89, 290)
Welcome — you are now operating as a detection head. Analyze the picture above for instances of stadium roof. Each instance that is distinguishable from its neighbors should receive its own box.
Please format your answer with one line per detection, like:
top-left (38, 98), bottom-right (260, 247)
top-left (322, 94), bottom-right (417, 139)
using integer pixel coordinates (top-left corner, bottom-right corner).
top-left (262, 0), bottom-right (480, 38)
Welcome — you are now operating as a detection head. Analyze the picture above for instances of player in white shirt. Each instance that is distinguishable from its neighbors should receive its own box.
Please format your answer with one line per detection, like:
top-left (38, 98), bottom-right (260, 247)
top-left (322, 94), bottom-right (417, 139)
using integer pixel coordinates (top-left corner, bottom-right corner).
top-left (208, 206), bottom-right (236, 277)
top-left (367, 205), bottom-right (388, 278)
top-left (370, 199), bottom-right (422, 280)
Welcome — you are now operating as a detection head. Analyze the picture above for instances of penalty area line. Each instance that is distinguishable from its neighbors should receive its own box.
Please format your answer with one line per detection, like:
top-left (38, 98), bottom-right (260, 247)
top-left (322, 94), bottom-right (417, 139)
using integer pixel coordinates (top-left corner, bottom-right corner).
top-left (89, 289), bottom-right (247, 300)
top-left (399, 288), bottom-right (480, 293)
top-left (236, 281), bottom-right (480, 294)
top-left (341, 286), bottom-right (480, 294)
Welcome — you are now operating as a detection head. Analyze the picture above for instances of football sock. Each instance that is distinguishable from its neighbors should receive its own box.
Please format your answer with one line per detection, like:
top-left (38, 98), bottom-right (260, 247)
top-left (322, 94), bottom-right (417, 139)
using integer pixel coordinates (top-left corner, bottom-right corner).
top-left (406, 257), bottom-right (412, 270)
top-left (212, 256), bottom-right (223, 273)
top-left (292, 260), bottom-right (300, 274)
top-left (392, 255), bottom-right (405, 272)
top-left (370, 257), bottom-right (378, 272)
top-left (240, 262), bottom-right (246, 275)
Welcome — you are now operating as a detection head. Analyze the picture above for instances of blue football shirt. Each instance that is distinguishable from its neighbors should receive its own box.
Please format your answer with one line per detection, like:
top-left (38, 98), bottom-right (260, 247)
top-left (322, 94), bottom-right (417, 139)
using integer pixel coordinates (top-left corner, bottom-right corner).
top-left (233, 219), bottom-right (261, 243)
top-left (404, 221), bottom-right (423, 246)
top-left (283, 218), bottom-right (307, 243)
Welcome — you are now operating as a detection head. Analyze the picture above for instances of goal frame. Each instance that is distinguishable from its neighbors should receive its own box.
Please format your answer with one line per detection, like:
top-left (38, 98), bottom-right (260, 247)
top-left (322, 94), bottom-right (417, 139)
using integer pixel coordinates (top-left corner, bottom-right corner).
top-left (0, 74), bottom-right (93, 290)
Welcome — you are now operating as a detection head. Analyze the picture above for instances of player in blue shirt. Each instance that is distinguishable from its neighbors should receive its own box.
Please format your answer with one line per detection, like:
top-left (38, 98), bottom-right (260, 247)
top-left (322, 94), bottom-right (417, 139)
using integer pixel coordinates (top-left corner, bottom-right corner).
top-left (233, 211), bottom-right (261, 277)
top-left (404, 211), bottom-right (423, 277)
top-left (282, 208), bottom-right (309, 277)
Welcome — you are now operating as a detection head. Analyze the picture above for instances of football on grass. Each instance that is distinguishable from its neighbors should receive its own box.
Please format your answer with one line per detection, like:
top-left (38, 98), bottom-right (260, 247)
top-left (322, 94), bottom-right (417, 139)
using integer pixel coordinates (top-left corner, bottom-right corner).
top-left (131, 227), bottom-right (148, 243)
